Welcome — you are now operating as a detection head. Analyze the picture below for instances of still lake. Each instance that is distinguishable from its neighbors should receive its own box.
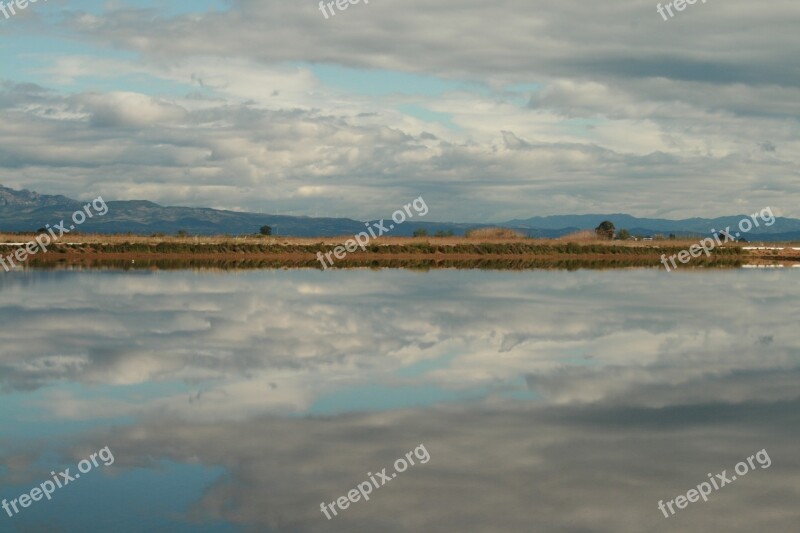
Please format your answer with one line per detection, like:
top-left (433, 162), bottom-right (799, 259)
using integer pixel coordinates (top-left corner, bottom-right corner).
top-left (1, 268), bottom-right (798, 532)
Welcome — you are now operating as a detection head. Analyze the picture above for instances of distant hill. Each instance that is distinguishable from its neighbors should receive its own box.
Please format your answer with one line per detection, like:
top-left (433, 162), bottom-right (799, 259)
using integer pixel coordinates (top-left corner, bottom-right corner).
top-left (505, 213), bottom-right (800, 241)
top-left (1, 185), bottom-right (798, 240)
top-left (0, 185), bottom-right (499, 237)
top-left (0, 185), bottom-right (371, 236)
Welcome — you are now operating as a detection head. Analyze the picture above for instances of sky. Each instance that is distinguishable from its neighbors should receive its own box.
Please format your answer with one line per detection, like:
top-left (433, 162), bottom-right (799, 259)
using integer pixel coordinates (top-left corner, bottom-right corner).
top-left (0, 0), bottom-right (799, 222)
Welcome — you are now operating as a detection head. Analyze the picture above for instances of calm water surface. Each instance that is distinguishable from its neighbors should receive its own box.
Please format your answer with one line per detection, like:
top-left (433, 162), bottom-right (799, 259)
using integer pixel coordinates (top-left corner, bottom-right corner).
top-left (1, 269), bottom-right (798, 532)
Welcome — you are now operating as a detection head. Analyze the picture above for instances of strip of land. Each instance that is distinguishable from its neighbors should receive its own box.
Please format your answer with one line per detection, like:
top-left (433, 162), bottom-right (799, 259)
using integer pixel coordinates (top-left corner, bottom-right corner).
top-left (1, 233), bottom-right (799, 270)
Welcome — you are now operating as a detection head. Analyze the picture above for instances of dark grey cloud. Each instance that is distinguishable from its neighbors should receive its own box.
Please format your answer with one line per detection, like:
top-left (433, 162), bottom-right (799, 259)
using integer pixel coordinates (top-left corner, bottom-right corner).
top-left (65, 1), bottom-right (800, 89)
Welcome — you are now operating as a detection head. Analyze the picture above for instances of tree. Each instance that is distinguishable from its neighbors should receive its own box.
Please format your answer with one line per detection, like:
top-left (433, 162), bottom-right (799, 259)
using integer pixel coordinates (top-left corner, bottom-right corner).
top-left (413, 228), bottom-right (429, 237)
top-left (617, 229), bottom-right (631, 240)
top-left (260, 225), bottom-right (272, 236)
top-left (176, 230), bottom-right (188, 237)
top-left (434, 229), bottom-right (454, 237)
top-left (595, 220), bottom-right (615, 240)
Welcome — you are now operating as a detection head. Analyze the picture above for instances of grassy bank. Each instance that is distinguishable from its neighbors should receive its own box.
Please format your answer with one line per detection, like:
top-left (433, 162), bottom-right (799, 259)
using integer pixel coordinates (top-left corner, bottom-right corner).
top-left (0, 233), bottom-right (769, 270)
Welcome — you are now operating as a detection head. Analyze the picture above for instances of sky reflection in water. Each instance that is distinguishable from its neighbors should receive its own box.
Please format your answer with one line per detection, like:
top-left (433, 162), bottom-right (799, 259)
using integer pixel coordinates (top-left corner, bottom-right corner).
top-left (1, 269), bottom-right (798, 532)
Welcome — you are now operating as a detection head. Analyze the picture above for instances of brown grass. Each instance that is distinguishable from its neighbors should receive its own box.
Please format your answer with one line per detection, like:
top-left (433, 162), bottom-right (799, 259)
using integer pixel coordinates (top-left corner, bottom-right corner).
top-left (465, 227), bottom-right (526, 239)
top-left (0, 232), bottom-right (794, 250)
top-left (6, 230), bottom-right (798, 270)
top-left (557, 230), bottom-right (598, 242)
top-left (0, 232), bottom-right (537, 246)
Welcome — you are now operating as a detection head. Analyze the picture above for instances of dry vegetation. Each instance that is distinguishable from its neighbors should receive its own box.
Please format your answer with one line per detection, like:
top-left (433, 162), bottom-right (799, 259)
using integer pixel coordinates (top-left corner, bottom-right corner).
top-left (0, 231), bottom-right (792, 250)
top-left (0, 232), bottom-right (539, 247)
top-left (2, 231), bottom-right (797, 271)
top-left (557, 230), bottom-right (597, 242)
top-left (465, 227), bottom-right (526, 239)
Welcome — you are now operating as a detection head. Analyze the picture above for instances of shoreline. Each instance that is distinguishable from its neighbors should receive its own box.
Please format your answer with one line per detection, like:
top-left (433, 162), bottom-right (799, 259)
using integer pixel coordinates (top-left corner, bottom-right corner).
top-left (3, 234), bottom-right (798, 270)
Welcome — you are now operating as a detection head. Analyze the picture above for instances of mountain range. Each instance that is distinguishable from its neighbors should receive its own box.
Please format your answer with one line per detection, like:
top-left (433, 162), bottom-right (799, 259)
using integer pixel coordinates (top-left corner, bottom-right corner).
top-left (2, 185), bottom-right (799, 241)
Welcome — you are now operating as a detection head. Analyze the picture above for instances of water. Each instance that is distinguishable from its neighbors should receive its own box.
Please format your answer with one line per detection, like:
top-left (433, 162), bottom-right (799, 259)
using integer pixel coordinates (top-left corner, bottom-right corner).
top-left (1, 269), bottom-right (798, 532)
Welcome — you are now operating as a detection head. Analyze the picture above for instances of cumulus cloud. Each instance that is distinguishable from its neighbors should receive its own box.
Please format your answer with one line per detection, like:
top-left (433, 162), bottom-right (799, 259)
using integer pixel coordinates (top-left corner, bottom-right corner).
top-left (74, 92), bottom-right (188, 127)
top-left (0, 1), bottom-right (798, 218)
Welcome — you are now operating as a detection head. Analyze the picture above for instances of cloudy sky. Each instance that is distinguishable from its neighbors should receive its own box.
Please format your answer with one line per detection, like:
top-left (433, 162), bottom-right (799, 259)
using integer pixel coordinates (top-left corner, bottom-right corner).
top-left (1, 0), bottom-right (799, 221)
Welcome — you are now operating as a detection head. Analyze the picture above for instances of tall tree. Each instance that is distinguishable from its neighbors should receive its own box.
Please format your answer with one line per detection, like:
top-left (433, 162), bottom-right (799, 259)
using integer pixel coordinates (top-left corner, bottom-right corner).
top-left (595, 220), bottom-right (616, 240)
